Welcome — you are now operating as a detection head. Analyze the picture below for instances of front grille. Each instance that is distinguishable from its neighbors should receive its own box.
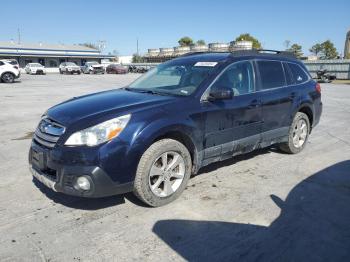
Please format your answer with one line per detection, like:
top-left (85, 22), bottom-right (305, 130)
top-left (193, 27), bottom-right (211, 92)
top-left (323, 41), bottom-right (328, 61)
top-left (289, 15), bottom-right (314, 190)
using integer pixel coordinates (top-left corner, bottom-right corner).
top-left (33, 118), bottom-right (65, 148)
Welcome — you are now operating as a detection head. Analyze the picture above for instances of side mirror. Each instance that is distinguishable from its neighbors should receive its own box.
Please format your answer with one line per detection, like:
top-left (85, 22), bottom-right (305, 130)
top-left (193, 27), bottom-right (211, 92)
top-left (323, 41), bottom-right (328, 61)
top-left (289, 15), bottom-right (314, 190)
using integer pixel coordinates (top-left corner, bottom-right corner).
top-left (208, 88), bottom-right (233, 101)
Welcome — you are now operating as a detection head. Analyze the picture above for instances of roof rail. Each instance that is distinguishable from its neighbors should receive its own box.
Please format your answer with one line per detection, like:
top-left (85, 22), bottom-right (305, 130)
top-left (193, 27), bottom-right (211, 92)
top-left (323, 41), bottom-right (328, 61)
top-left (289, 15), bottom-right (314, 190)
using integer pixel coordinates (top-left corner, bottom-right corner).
top-left (230, 49), bottom-right (296, 58)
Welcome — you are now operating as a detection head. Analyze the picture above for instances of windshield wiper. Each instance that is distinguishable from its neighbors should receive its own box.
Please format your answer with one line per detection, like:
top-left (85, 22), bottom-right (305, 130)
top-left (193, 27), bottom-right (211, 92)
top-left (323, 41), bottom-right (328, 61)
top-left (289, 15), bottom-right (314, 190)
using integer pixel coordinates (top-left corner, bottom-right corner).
top-left (124, 87), bottom-right (169, 96)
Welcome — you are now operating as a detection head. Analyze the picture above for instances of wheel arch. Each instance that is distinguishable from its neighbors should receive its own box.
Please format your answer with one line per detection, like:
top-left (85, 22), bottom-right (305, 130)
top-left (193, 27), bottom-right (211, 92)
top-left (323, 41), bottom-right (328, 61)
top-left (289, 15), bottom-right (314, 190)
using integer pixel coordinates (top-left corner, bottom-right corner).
top-left (297, 104), bottom-right (314, 132)
top-left (151, 130), bottom-right (200, 174)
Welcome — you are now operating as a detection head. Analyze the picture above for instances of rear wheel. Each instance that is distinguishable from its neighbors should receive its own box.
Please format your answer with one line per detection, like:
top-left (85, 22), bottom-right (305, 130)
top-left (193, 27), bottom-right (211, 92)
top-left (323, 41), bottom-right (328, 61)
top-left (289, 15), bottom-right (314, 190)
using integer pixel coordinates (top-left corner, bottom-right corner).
top-left (279, 112), bottom-right (310, 154)
top-left (133, 139), bottom-right (192, 207)
top-left (1, 72), bottom-right (15, 83)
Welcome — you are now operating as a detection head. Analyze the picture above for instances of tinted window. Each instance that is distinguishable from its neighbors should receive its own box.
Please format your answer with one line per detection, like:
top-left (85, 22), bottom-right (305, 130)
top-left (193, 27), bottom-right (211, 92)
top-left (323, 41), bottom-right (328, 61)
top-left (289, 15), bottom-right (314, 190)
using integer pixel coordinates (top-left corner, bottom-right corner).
top-left (258, 61), bottom-right (285, 89)
top-left (288, 63), bottom-right (308, 83)
top-left (283, 63), bottom-right (294, 85)
top-left (211, 61), bottom-right (254, 96)
top-left (0, 61), bottom-right (4, 66)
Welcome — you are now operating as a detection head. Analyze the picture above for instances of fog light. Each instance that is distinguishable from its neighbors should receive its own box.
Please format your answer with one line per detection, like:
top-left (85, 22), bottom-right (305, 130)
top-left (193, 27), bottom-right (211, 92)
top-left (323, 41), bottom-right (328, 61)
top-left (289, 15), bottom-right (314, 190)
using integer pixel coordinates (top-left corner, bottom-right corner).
top-left (76, 176), bottom-right (91, 191)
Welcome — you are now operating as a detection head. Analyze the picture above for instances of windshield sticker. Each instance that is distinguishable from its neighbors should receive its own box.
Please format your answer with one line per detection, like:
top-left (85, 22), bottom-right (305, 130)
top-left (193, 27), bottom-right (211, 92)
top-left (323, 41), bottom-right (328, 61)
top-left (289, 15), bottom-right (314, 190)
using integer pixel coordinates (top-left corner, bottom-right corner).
top-left (194, 62), bottom-right (218, 67)
top-left (180, 90), bottom-right (189, 94)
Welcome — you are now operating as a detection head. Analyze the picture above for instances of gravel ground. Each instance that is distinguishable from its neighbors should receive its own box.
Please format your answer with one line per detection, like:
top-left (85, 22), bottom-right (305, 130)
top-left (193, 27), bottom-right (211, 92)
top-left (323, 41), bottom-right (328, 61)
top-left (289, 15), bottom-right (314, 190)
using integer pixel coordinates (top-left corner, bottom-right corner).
top-left (0, 74), bottom-right (349, 262)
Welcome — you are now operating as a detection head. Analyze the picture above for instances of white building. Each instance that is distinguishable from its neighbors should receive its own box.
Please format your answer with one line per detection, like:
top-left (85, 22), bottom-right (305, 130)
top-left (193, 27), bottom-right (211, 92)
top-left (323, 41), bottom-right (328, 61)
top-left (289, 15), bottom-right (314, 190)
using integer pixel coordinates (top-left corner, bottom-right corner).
top-left (0, 41), bottom-right (113, 68)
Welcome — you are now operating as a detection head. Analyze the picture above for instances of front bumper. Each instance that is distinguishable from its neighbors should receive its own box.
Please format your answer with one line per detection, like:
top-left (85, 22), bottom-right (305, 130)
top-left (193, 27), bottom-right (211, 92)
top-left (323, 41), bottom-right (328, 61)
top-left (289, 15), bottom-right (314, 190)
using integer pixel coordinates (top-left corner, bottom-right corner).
top-left (29, 141), bottom-right (133, 198)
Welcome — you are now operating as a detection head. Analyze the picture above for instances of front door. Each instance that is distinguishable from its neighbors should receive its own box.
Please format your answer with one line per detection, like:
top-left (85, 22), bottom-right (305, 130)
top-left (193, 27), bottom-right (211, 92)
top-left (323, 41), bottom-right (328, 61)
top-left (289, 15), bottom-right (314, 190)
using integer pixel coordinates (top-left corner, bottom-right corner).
top-left (201, 61), bottom-right (263, 162)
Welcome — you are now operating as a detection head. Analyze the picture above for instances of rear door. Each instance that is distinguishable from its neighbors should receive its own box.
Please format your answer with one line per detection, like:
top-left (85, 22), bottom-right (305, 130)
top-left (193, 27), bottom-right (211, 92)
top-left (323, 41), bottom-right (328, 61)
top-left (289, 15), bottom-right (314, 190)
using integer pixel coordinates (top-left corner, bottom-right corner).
top-left (256, 60), bottom-right (295, 143)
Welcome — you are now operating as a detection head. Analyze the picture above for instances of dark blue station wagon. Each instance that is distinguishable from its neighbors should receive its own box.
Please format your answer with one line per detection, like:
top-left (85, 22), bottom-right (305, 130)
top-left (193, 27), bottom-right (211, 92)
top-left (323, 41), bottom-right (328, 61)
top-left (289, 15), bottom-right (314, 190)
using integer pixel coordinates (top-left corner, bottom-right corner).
top-left (29, 50), bottom-right (322, 206)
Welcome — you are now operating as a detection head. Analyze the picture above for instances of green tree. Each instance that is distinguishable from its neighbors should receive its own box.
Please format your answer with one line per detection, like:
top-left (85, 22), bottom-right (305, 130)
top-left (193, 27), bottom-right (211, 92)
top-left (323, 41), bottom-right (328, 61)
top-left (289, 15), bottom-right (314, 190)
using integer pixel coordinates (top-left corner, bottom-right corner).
top-left (132, 53), bottom-right (144, 63)
top-left (287, 43), bottom-right (303, 58)
top-left (235, 33), bottom-right (262, 49)
top-left (196, 39), bottom-right (206, 45)
top-left (309, 43), bottom-right (322, 56)
top-left (320, 40), bottom-right (338, 59)
top-left (178, 36), bottom-right (194, 46)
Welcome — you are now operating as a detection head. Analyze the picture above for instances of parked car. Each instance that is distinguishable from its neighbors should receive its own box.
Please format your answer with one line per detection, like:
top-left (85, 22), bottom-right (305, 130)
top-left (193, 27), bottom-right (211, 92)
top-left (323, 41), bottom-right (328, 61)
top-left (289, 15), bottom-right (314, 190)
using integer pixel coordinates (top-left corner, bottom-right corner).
top-left (59, 62), bottom-right (81, 74)
top-left (0, 59), bottom-right (20, 83)
top-left (29, 50), bottom-right (322, 207)
top-left (81, 61), bottom-right (104, 74)
top-left (106, 64), bottom-right (128, 74)
top-left (25, 63), bottom-right (46, 75)
top-left (128, 65), bottom-right (150, 73)
top-left (2, 59), bottom-right (19, 68)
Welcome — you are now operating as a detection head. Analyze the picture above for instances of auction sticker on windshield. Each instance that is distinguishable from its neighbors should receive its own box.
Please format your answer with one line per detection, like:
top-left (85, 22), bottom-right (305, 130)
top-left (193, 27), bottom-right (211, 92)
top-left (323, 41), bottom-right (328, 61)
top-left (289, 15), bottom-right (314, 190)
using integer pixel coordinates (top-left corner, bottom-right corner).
top-left (194, 62), bottom-right (218, 67)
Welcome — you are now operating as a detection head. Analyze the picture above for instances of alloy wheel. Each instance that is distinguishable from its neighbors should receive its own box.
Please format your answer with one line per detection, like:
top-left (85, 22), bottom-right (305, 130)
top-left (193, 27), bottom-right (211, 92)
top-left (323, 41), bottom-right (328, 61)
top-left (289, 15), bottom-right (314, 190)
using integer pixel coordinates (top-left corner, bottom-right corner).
top-left (292, 118), bottom-right (308, 148)
top-left (148, 151), bottom-right (185, 197)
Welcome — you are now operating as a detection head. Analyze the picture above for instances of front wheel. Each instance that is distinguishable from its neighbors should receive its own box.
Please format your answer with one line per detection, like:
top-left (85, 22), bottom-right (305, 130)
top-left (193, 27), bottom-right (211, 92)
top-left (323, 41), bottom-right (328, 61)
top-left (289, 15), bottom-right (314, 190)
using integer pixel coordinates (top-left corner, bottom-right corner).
top-left (279, 112), bottom-right (310, 154)
top-left (133, 139), bottom-right (192, 207)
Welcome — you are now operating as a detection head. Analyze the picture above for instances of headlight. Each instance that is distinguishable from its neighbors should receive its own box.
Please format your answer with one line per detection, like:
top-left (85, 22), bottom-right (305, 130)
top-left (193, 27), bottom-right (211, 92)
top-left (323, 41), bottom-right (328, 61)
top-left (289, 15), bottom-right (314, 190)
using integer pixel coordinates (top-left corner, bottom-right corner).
top-left (65, 114), bottom-right (131, 146)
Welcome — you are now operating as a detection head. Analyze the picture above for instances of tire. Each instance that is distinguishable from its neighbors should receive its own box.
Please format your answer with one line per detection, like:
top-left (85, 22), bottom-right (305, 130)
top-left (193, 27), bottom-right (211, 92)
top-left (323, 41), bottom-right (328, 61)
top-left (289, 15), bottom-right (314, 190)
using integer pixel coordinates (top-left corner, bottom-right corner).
top-left (1, 72), bottom-right (15, 83)
top-left (133, 139), bottom-right (192, 207)
top-left (59, 69), bottom-right (63, 74)
top-left (279, 112), bottom-right (310, 154)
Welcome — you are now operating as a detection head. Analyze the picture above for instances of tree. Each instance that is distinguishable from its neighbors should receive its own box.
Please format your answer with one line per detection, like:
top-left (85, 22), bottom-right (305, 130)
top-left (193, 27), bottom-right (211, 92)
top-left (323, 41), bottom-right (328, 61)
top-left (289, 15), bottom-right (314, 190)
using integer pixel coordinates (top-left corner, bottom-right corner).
top-left (287, 43), bottom-right (303, 58)
top-left (196, 39), bottom-right (206, 45)
top-left (309, 43), bottom-right (322, 56)
top-left (235, 33), bottom-right (262, 49)
top-left (178, 36), bottom-right (194, 47)
top-left (79, 42), bottom-right (98, 50)
top-left (320, 40), bottom-right (338, 59)
top-left (132, 53), bottom-right (144, 63)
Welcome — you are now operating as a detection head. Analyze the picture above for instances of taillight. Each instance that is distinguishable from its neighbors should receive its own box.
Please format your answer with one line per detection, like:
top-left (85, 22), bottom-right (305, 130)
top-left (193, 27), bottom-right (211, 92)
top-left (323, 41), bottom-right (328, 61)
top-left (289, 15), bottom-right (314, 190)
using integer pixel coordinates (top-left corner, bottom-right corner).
top-left (13, 66), bottom-right (18, 69)
top-left (315, 82), bottom-right (321, 93)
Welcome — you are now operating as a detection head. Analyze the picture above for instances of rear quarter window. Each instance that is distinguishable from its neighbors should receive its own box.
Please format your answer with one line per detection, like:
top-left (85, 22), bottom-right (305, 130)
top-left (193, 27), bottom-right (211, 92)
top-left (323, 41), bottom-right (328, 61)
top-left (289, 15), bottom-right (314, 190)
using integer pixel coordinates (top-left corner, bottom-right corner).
top-left (257, 60), bottom-right (286, 90)
top-left (288, 63), bottom-right (309, 84)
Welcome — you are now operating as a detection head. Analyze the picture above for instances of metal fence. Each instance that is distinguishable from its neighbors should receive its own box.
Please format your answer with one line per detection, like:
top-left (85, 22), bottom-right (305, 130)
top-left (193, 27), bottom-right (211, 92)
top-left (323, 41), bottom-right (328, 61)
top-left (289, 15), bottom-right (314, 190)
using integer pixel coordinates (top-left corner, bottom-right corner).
top-left (303, 60), bottom-right (350, 80)
top-left (124, 60), bottom-right (350, 80)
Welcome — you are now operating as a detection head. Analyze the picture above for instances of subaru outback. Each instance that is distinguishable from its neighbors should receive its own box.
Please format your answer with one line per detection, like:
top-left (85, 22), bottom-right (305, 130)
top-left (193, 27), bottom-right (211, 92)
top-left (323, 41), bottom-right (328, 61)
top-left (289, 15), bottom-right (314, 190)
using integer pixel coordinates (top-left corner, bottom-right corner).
top-left (29, 50), bottom-right (322, 206)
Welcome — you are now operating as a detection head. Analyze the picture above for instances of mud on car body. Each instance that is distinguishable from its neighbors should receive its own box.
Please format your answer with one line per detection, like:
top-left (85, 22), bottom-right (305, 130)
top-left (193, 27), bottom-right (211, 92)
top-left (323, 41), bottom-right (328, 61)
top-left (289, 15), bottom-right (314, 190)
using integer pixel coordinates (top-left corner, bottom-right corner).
top-left (29, 50), bottom-right (322, 206)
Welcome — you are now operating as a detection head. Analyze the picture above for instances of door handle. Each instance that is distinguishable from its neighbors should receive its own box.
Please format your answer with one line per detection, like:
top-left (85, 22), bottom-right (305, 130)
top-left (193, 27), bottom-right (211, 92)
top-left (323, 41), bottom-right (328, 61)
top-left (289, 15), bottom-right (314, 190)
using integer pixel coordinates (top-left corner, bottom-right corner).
top-left (248, 99), bottom-right (261, 109)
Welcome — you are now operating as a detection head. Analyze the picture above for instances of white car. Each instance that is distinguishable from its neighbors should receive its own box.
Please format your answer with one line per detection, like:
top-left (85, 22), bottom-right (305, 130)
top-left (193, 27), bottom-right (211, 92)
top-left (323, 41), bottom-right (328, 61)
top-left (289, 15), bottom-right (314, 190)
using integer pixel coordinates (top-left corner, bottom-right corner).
top-left (82, 61), bottom-right (105, 74)
top-left (59, 62), bottom-right (81, 74)
top-left (25, 63), bottom-right (46, 75)
top-left (0, 59), bottom-right (20, 83)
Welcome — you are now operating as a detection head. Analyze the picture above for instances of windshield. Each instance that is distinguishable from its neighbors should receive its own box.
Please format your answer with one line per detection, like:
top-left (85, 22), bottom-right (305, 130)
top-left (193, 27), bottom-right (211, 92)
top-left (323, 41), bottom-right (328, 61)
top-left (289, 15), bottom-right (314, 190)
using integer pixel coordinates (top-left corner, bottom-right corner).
top-left (66, 62), bottom-right (77, 66)
top-left (128, 60), bottom-right (217, 96)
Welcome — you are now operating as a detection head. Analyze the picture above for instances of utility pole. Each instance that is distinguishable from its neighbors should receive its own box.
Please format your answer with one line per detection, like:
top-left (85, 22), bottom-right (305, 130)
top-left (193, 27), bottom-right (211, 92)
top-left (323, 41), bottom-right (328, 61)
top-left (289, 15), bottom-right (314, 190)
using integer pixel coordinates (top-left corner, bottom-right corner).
top-left (17, 28), bottom-right (21, 44)
top-left (137, 38), bottom-right (139, 55)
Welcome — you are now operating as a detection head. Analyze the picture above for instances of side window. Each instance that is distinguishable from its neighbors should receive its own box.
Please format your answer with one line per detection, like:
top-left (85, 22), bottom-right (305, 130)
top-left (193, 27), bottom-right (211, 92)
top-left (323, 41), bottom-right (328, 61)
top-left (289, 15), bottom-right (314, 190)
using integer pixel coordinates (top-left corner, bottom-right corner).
top-left (283, 62), bottom-right (294, 85)
top-left (210, 61), bottom-right (254, 96)
top-left (0, 61), bottom-right (4, 66)
top-left (288, 63), bottom-right (308, 83)
top-left (257, 60), bottom-right (286, 89)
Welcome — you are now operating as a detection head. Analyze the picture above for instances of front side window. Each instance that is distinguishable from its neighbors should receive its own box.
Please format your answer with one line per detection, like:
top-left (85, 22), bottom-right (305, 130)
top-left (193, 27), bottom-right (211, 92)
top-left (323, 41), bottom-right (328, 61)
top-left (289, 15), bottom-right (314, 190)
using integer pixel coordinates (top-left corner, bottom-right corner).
top-left (288, 63), bottom-right (309, 84)
top-left (210, 61), bottom-right (255, 96)
top-left (0, 61), bottom-right (4, 66)
top-left (128, 60), bottom-right (216, 96)
top-left (258, 60), bottom-right (286, 89)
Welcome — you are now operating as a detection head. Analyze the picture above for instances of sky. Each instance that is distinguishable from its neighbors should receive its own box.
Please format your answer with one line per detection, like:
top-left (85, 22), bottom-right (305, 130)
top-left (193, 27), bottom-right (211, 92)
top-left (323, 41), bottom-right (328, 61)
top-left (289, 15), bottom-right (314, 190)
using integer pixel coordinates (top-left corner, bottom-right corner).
top-left (1, 0), bottom-right (349, 56)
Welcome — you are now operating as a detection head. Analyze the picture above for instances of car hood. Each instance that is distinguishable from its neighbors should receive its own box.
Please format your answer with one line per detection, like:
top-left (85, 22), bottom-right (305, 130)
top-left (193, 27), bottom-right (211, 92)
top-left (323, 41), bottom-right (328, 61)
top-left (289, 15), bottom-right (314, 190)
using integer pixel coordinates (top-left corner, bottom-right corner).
top-left (47, 89), bottom-right (176, 126)
top-left (91, 64), bottom-right (102, 68)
